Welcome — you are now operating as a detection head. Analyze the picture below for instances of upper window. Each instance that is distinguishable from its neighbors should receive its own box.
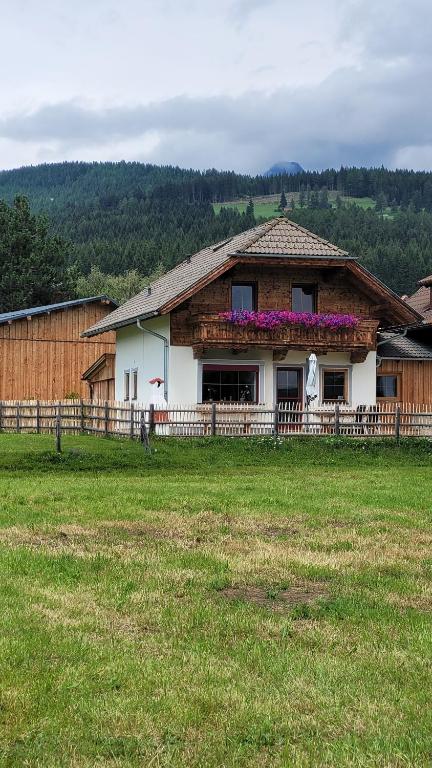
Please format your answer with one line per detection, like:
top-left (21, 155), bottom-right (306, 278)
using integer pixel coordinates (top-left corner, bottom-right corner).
top-left (202, 366), bottom-right (258, 403)
top-left (322, 369), bottom-right (347, 402)
top-left (232, 283), bottom-right (256, 311)
top-left (292, 284), bottom-right (317, 313)
top-left (377, 374), bottom-right (398, 399)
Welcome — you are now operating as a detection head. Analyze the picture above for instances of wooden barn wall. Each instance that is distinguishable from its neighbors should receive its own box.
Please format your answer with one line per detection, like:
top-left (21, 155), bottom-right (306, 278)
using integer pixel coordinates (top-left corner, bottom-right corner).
top-left (171, 264), bottom-right (378, 345)
top-left (0, 303), bottom-right (115, 400)
top-left (85, 355), bottom-right (115, 402)
top-left (378, 358), bottom-right (432, 404)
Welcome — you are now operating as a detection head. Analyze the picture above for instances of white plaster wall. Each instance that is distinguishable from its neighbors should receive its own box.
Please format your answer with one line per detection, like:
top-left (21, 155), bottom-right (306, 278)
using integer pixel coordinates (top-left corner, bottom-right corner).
top-left (169, 346), bottom-right (198, 404)
top-left (115, 316), bottom-right (169, 403)
top-left (350, 351), bottom-right (377, 406)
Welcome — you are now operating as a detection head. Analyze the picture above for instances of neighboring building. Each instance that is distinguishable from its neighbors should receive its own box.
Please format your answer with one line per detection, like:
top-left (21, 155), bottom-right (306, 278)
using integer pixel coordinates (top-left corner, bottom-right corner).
top-left (0, 296), bottom-right (117, 400)
top-left (377, 325), bottom-right (432, 404)
top-left (82, 353), bottom-right (115, 401)
top-left (404, 274), bottom-right (432, 323)
top-left (82, 218), bottom-right (419, 407)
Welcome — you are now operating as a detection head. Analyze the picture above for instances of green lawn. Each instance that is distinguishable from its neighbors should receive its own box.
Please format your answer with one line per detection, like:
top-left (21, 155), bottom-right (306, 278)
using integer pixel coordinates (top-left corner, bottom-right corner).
top-left (1, 434), bottom-right (431, 767)
top-left (213, 200), bottom-right (281, 219)
top-left (213, 194), bottom-right (378, 219)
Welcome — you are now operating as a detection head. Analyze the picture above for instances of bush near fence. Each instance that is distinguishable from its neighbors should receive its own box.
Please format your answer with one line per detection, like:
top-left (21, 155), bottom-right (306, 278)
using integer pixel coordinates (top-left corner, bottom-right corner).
top-left (0, 400), bottom-right (431, 439)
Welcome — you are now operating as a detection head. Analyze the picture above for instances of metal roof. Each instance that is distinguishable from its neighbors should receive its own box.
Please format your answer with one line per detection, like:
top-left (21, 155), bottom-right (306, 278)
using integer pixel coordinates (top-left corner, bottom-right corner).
top-left (0, 295), bottom-right (118, 325)
top-left (82, 218), bottom-right (352, 337)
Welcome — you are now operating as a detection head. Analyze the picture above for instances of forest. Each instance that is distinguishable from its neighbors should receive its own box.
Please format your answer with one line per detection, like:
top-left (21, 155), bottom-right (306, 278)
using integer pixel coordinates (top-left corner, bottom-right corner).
top-left (1, 160), bottom-right (432, 311)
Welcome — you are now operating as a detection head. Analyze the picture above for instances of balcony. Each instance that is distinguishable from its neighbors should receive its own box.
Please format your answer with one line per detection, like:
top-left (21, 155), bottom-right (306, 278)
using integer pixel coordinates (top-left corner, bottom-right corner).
top-left (191, 314), bottom-right (379, 361)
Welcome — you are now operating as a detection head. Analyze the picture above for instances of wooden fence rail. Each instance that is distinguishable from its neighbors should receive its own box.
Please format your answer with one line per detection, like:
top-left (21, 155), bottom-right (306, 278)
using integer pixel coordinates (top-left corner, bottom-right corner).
top-left (0, 400), bottom-right (431, 439)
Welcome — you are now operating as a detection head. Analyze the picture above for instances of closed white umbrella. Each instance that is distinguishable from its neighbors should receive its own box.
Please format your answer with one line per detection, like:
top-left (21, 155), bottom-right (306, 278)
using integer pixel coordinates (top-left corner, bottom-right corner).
top-left (306, 353), bottom-right (318, 407)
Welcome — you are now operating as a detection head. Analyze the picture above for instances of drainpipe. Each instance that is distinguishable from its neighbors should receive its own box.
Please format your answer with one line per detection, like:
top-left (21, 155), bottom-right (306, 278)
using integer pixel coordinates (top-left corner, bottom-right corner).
top-left (376, 327), bottom-right (407, 368)
top-left (136, 318), bottom-right (169, 402)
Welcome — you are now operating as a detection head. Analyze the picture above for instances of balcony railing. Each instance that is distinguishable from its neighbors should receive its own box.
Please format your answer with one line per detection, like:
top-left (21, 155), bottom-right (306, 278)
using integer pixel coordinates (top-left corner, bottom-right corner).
top-left (191, 314), bottom-right (379, 357)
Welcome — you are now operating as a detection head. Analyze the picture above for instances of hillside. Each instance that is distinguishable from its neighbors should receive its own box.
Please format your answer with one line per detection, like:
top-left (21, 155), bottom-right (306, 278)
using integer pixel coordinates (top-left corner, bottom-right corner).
top-left (1, 161), bottom-right (432, 299)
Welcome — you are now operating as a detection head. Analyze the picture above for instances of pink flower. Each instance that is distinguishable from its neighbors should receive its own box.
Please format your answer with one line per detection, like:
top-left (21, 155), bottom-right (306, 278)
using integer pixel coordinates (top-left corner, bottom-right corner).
top-left (218, 310), bottom-right (360, 330)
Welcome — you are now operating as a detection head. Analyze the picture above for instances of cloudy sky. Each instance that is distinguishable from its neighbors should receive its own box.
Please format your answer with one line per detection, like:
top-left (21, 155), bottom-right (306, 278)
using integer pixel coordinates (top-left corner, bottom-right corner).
top-left (1, 0), bottom-right (431, 173)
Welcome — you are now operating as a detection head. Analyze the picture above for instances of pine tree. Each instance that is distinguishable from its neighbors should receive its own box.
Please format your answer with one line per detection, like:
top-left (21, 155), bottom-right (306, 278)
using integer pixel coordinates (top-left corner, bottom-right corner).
top-left (0, 196), bottom-right (71, 312)
top-left (375, 192), bottom-right (387, 214)
top-left (299, 186), bottom-right (306, 208)
top-left (279, 190), bottom-right (287, 210)
top-left (245, 198), bottom-right (255, 219)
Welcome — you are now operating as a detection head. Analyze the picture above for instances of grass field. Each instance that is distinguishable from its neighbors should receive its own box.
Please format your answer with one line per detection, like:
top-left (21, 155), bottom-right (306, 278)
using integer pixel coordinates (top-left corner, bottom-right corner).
top-left (1, 434), bottom-right (432, 767)
top-left (213, 194), bottom-right (377, 219)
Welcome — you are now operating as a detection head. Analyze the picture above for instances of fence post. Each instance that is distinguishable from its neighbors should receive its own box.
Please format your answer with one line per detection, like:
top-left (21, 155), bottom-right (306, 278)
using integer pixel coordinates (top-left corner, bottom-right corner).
top-left (36, 400), bottom-right (40, 434)
top-left (211, 402), bottom-right (217, 436)
top-left (104, 400), bottom-right (109, 436)
top-left (0, 401), bottom-right (3, 433)
top-left (16, 402), bottom-right (20, 433)
top-left (140, 409), bottom-right (151, 452)
top-left (149, 403), bottom-right (155, 434)
top-left (273, 403), bottom-right (279, 436)
top-left (80, 398), bottom-right (85, 433)
top-left (130, 402), bottom-right (135, 439)
top-left (395, 404), bottom-right (401, 441)
top-left (335, 403), bottom-right (340, 437)
top-left (55, 407), bottom-right (62, 453)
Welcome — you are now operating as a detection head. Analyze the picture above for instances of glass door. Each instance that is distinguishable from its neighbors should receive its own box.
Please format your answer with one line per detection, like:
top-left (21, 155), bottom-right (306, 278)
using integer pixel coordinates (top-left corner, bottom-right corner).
top-left (276, 367), bottom-right (303, 430)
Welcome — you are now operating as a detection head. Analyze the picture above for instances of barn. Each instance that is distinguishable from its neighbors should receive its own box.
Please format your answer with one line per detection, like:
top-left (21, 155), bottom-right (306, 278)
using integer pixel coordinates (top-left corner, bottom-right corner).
top-left (0, 296), bottom-right (117, 400)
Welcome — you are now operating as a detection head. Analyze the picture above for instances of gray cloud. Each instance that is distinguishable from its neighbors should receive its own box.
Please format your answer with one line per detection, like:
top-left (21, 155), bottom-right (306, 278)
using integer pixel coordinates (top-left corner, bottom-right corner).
top-left (2, 48), bottom-right (432, 173)
top-left (1, 0), bottom-right (432, 172)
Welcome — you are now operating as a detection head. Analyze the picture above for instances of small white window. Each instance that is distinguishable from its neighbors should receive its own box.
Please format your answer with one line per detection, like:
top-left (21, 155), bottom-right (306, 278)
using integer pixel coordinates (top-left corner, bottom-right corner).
top-left (132, 369), bottom-right (138, 401)
top-left (124, 370), bottom-right (130, 401)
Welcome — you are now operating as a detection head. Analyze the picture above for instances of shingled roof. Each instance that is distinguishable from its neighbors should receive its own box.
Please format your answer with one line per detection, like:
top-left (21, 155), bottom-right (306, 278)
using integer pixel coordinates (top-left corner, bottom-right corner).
top-left (405, 277), bottom-right (432, 323)
top-left (378, 331), bottom-right (432, 359)
top-left (82, 218), bottom-right (351, 337)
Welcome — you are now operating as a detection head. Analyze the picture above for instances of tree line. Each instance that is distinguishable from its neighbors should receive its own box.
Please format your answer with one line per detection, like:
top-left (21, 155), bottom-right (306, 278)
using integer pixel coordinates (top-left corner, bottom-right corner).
top-left (2, 160), bottom-right (432, 311)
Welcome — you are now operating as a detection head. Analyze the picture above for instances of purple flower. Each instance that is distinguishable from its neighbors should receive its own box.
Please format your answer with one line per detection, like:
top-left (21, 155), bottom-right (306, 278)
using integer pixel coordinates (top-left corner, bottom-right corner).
top-left (218, 310), bottom-right (360, 330)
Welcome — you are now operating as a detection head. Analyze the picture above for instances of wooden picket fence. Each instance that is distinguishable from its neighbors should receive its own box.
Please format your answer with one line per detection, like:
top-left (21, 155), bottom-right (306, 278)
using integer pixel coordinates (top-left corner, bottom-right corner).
top-left (0, 399), bottom-right (431, 439)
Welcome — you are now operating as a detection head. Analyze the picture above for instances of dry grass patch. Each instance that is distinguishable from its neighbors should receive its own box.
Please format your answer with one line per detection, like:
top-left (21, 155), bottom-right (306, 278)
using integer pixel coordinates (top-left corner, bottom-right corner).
top-left (218, 583), bottom-right (329, 613)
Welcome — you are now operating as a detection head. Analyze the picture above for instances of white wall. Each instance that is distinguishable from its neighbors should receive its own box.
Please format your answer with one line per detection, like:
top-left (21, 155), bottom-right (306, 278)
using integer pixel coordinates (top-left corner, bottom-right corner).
top-left (115, 316), bottom-right (169, 403)
top-left (169, 345), bottom-right (198, 404)
top-left (350, 351), bottom-right (377, 407)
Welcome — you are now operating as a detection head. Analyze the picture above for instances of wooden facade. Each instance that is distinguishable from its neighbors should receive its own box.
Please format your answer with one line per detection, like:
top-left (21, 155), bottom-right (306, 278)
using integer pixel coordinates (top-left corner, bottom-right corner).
top-left (82, 353), bottom-right (115, 401)
top-left (170, 261), bottom-right (391, 360)
top-left (0, 300), bottom-right (116, 400)
top-left (377, 358), bottom-right (432, 405)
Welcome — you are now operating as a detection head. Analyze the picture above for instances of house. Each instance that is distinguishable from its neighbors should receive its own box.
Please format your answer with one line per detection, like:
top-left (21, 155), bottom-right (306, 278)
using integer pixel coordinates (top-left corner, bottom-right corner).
top-left (404, 274), bottom-right (432, 323)
top-left (0, 296), bottom-right (117, 400)
top-left (377, 324), bottom-right (432, 404)
top-left (82, 218), bottom-right (419, 408)
top-left (82, 353), bottom-right (116, 401)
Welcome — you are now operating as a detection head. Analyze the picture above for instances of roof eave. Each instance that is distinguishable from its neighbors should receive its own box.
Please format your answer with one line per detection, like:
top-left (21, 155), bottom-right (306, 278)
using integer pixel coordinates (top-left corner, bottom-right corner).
top-left (233, 251), bottom-right (351, 260)
top-left (81, 310), bottom-right (159, 338)
top-left (349, 262), bottom-right (423, 324)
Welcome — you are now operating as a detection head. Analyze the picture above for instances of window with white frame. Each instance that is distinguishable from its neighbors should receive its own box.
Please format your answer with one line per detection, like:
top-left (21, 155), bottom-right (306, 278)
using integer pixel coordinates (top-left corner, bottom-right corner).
top-left (132, 368), bottom-right (138, 400)
top-left (124, 370), bottom-right (130, 401)
top-left (124, 368), bottom-right (138, 401)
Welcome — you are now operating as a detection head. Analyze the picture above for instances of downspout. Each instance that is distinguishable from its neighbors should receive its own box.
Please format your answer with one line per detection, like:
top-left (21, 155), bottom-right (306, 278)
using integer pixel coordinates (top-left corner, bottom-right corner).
top-left (376, 327), bottom-right (408, 368)
top-left (136, 318), bottom-right (169, 402)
